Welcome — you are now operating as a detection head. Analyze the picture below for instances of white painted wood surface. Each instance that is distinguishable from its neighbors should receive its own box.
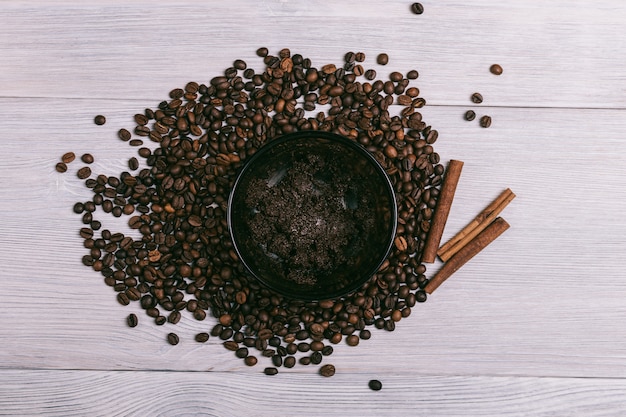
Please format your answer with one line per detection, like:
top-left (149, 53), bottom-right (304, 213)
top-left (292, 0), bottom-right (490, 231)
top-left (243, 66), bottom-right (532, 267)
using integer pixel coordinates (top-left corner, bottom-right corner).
top-left (1, 0), bottom-right (626, 415)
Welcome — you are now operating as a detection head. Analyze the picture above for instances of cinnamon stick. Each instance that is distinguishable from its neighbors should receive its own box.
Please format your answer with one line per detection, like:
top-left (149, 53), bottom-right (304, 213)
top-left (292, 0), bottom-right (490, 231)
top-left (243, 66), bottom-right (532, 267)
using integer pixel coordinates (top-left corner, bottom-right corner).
top-left (425, 217), bottom-right (510, 294)
top-left (437, 188), bottom-right (515, 262)
top-left (421, 159), bottom-right (464, 263)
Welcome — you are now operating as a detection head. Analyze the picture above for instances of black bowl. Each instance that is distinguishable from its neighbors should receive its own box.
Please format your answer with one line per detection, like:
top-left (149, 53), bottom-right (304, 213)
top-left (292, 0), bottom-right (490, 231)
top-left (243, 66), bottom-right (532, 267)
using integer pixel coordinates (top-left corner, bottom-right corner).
top-left (228, 131), bottom-right (397, 300)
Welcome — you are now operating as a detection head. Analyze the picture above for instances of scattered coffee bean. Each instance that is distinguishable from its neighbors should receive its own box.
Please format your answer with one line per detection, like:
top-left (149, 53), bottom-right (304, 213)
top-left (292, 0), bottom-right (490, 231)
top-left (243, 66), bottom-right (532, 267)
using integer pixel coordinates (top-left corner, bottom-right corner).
top-left (407, 70), bottom-right (419, 79)
top-left (376, 53), bottom-right (389, 65)
top-left (464, 110), bottom-right (476, 121)
top-left (167, 332), bottom-right (179, 345)
top-left (490, 64), bottom-right (503, 75)
top-left (480, 115), bottom-right (492, 128)
top-left (319, 364), bottom-right (336, 377)
top-left (55, 162), bottom-right (68, 173)
top-left (118, 128), bottom-right (131, 142)
top-left (81, 153), bottom-right (94, 164)
top-left (128, 157), bottom-right (139, 171)
top-left (127, 313), bottom-right (138, 328)
top-left (471, 92), bottom-right (483, 104)
top-left (346, 335), bottom-right (360, 346)
top-left (62, 152), bottom-right (76, 164)
top-left (94, 115), bottom-right (106, 125)
top-left (70, 48), bottom-right (440, 376)
top-left (264, 367), bottom-right (278, 376)
top-left (411, 2), bottom-right (424, 14)
top-left (195, 333), bottom-right (210, 343)
top-left (77, 166), bottom-right (92, 179)
top-left (368, 379), bottom-right (383, 391)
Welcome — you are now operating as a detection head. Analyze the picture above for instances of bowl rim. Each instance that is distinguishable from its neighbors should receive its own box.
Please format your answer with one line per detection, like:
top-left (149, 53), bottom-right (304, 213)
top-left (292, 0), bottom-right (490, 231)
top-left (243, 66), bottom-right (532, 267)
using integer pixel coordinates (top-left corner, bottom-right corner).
top-left (227, 130), bottom-right (398, 300)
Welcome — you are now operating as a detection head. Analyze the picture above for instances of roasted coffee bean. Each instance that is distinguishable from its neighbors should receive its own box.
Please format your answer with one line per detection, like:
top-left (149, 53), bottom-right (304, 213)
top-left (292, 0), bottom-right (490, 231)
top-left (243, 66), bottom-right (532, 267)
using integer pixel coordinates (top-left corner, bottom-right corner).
top-left (464, 110), bottom-right (476, 121)
top-left (127, 313), bottom-right (138, 328)
top-left (62, 152), bottom-right (76, 164)
top-left (128, 157), bottom-right (139, 171)
top-left (55, 162), bottom-right (68, 173)
top-left (81, 154), bottom-right (94, 164)
top-left (364, 69), bottom-right (376, 80)
top-left (244, 356), bottom-right (258, 366)
top-left (319, 364), bottom-right (336, 377)
top-left (368, 379), bottom-right (383, 391)
top-left (411, 2), bottom-right (424, 14)
top-left (118, 128), bottom-right (131, 141)
top-left (94, 115), bottom-right (106, 125)
top-left (264, 367), bottom-right (278, 376)
top-left (77, 166), bottom-right (92, 179)
top-left (195, 332), bottom-right (210, 343)
top-left (480, 115), bottom-right (492, 128)
top-left (376, 53), bottom-right (389, 65)
top-left (407, 70), bottom-right (419, 79)
top-left (346, 335), bottom-right (359, 346)
top-left (283, 356), bottom-right (296, 368)
top-left (167, 333), bottom-right (179, 345)
top-left (490, 64), bottom-right (503, 75)
top-left (129, 139), bottom-right (143, 146)
top-left (471, 92), bottom-right (483, 104)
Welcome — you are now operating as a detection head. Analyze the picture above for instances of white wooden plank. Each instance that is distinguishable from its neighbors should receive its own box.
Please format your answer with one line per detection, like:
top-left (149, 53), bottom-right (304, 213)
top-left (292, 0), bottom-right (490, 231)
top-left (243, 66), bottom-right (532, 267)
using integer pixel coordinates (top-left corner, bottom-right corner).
top-left (0, 1), bottom-right (625, 108)
top-left (1, 97), bottom-right (626, 377)
top-left (0, 370), bottom-right (625, 417)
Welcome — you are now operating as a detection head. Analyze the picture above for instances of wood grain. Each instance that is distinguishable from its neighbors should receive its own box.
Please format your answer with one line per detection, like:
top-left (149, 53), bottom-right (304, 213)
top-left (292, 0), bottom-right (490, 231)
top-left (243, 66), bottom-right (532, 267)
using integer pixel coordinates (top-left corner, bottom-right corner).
top-left (2, 0), bottom-right (626, 414)
top-left (1, 370), bottom-right (626, 417)
top-left (0, 1), bottom-right (625, 107)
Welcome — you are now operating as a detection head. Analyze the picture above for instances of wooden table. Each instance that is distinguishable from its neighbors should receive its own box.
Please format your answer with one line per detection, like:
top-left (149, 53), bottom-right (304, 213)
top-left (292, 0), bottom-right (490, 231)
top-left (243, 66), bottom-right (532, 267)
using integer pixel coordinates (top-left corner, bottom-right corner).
top-left (2, 1), bottom-right (626, 415)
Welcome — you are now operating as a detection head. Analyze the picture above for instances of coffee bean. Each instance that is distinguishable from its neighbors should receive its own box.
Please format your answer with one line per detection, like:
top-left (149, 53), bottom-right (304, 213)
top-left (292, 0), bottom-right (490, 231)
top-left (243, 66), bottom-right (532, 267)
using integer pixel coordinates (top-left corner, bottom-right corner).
top-left (490, 64), bottom-right (503, 75)
top-left (77, 166), bottom-right (92, 179)
top-left (62, 152), bottom-right (76, 164)
top-left (244, 356), bottom-right (258, 366)
top-left (118, 129), bottom-right (131, 141)
top-left (128, 157), bottom-right (139, 171)
top-left (235, 347), bottom-right (249, 358)
top-left (471, 92), bottom-right (483, 104)
top-left (480, 115), bottom-right (492, 128)
top-left (94, 115), bottom-right (106, 125)
top-left (284, 356), bottom-right (296, 368)
top-left (464, 110), bottom-right (476, 121)
top-left (368, 379), bottom-right (383, 391)
top-left (264, 367), bottom-right (278, 376)
top-left (406, 70), bottom-right (419, 79)
top-left (127, 313), bottom-right (138, 328)
top-left (167, 332), bottom-right (179, 345)
top-left (355, 52), bottom-right (366, 62)
top-left (376, 53), bottom-right (389, 65)
top-left (411, 2), bottom-right (424, 14)
top-left (81, 154), bottom-right (94, 164)
top-left (129, 139), bottom-right (143, 146)
top-left (55, 162), bottom-right (68, 173)
top-left (364, 69), bottom-right (377, 80)
top-left (346, 335), bottom-right (359, 346)
top-left (195, 333), bottom-right (210, 343)
top-left (319, 364), bottom-right (336, 377)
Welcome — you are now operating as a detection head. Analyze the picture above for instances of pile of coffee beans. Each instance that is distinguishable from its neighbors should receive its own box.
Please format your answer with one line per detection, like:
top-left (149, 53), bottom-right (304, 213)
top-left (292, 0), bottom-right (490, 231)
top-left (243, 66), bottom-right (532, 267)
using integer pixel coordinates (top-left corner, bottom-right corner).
top-left (70, 48), bottom-right (444, 375)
